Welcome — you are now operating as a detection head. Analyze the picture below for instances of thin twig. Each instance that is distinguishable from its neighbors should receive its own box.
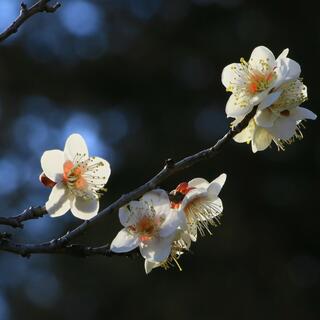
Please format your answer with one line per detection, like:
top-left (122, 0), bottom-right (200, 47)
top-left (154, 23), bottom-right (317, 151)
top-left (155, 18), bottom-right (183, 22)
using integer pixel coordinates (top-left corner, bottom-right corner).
top-left (0, 238), bottom-right (139, 258)
top-left (0, 107), bottom-right (256, 257)
top-left (0, 0), bottom-right (61, 43)
top-left (0, 206), bottom-right (46, 228)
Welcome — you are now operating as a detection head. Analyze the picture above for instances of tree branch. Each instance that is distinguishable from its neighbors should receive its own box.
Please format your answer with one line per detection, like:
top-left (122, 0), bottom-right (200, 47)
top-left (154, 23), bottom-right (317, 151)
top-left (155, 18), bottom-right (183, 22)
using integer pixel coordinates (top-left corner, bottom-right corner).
top-left (0, 233), bottom-right (139, 258)
top-left (0, 107), bottom-right (256, 257)
top-left (0, 206), bottom-right (46, 228)
top-left (0, 1), bottom-right (61, 43)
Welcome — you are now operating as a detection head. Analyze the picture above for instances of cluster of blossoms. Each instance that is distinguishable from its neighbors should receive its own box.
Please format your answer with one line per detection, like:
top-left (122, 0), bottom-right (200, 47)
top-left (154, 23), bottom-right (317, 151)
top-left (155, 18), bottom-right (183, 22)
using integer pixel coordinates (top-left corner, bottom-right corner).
top-left (111, 174), bottom-right (226, 273)
top-left (222, 46), bottom-right (317, 152)
top-left (40, 135), bottom-right (226, 273)
top-left (38, 45), bottom-right (316, 274)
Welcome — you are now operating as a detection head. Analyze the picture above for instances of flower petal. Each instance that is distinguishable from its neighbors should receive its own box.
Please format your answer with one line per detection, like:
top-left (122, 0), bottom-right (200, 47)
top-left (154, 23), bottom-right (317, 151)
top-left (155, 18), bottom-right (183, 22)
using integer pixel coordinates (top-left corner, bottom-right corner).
top-left (274, 51), bottom-right (301, 88)
top-left (233, 119), bottom-right (255, 143)
top-left (249, 91), bottom-right (269, 106)
top-left (129, 200), bottom-right (149, 220)
top-left (249, 46), bottom-right (276, 72)
top-left (41, 150), bottom-right (65, 182)
top-left (258, 90), bottom-right (282, 110)
top-left (221, 63), bottom-right (246, 89)
top-left (140, 236), bottom-right (173, 263)
top-left (226, 94), bottom-right (253, 118)
top-left (181, 188), bottom-right (207, 209)
top-left (46, 183), bottom-right (71, 217)
top-left (188, 178), bottom-right (209, 189)
top-left (141, 189), bottom-right (170, 216)
top-left (64, 133), bottom-right (89, 162)
top-left (144, 260), bottom-right (160, 274)
top-left (207, 173), bottom-right (227, 196)
top-left (284, 58), bottom-right (301, 81)
top-left (70, 197), bottom-right (99, 220)
top-left (267, 117), bottom-right (297, 140)
top-left (111, 229), bottom-right (139, 253)
top-left (159, 210), bottom-right (186, 238)
top-left (231, 115), bottom-right (245, 128)
top-left (254, 109), bottom-right (277, 128)
top-left (273, 57), bottom-right (288, 89)
top-left (291, 107), bottom-right (317, 121)
top-left (252, 127), bottom-right (272, 153)
top-left (277, 48), bottom-right (289, 60)
top-left (119, 205), bottom-right (140, 227)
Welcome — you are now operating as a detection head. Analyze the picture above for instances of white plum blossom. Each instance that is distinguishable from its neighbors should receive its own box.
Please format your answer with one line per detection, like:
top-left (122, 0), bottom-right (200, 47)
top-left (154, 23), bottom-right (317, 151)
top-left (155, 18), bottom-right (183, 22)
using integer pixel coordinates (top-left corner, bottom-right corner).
top-left (111, 189), bottom-right (186, 269)
top-left (233, 79), bottom-right (317, 152)
top-left (222, 46), bottom-right (301, 118)
top-left (170, 174), bottom-right (226, 242)
top-left (40, 133), bottom-right (111, 220)
top-left (144, 229), bottom-right (191, 274)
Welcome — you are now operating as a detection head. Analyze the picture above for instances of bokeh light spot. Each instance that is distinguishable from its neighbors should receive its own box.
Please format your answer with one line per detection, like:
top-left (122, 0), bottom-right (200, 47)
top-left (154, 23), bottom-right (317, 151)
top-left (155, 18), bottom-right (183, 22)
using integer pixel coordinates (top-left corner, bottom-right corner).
top-left (0, 1), bottom-right (19, 33)
top-left (60, 0), bottom-right (101, 37)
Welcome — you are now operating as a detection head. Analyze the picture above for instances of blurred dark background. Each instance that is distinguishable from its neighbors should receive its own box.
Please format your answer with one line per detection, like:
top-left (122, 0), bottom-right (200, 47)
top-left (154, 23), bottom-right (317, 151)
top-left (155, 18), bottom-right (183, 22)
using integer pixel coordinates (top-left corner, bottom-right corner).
top-left (0, 0), bottom-right (319, 319)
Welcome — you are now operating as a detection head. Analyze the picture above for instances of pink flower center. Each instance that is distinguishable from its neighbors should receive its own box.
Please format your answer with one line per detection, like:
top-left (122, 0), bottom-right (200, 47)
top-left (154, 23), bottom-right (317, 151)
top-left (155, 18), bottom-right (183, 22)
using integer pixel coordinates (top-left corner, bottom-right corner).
top-left (248, 71), bottom-right (275, 94)
top-left (63, 160), bottom-right (87, 190)
top-left (130, 216), bottom-right (161, 242)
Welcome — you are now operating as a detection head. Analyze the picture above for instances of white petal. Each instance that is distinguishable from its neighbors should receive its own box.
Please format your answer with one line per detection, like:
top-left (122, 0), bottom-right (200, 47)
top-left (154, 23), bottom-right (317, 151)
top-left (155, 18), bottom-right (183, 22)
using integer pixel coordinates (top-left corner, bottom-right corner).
top-left (267, 117), bottom-right (297, 140)
top-left (141, 189), bottom-right (171, 216)
top-left (250, 91), bottom-right (269, 106)
top-left (249, 46), bottom-right (276, 72)
top-left (46, 183), bottom-right (71, 217)
top-left (221, 63), bottom-right (246, 89)
top-left (70, 197), bottom-right (99, 220)
top-left (111, 229), bottom-right (139, 253)
top-left (188, 178), bottom-right (209, 189)
top-left (277, 48), bottom-right (289, 59)
top-left (139, 236), bottom-right (173, 263)
top-left (119, 205), bottom-right (140, 227)
top-left (254, 109), bottom-right (277, 128)
top-left (159, 209), bottom-right (186, 238)
top-left (258, 91), bottom-right (282, 110)
top-left (144, 260), bottom-right (160, 274)
top-left (273, 58), bottom-right (288, 89)
top-left (181, 188), bottom-right (207, 210)
top-left (274, 54), bottom-right (301, 88)
top-left (284, 58), bottom-right (301, 80)
top-left (86, 156), bottom-right (111, 186)
top-left (233, 119), bottom-right (255, 143)
top-left (129, 200), bottom-right (149, 220)
top-left (207, 173), bottom-right (227, 196)
top-left (226, 94), bottom-right (253, 118)
top-left (64, 134), bottom-right (89, 162)
top-left (41, 150), bottom-right (65, 182)
top-left (252, 127), bottom-right (272, 153)
top-left (291, 107), bottom-right (317, 121)
top-left (231, 115), bottom-right (245, 127)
